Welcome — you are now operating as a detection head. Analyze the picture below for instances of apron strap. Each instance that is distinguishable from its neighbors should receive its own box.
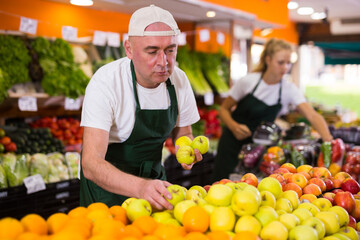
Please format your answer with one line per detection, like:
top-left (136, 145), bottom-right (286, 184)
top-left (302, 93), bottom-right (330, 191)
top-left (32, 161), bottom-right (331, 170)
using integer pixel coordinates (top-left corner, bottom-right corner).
top-left (277, 79), bottom-right (282, 104)
top-left (252, 74), bottom-right (283, 105)
top-left (130, 61), bottom-right (141, 109)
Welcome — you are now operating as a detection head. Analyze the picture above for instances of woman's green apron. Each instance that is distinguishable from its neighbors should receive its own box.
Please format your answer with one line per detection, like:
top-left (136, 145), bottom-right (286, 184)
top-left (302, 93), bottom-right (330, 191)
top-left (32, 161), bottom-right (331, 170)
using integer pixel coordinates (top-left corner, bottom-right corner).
top-left (80, 61), bottom-right (178, 207)
top-left (211, 77), bottom-right (282, 182)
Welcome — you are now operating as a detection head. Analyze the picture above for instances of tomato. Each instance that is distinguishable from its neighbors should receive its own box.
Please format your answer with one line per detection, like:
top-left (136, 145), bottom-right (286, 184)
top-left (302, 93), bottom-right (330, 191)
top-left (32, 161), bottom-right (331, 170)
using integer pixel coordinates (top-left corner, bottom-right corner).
top-left (0, 136), bottom-right (11, 145)
top-left (5, 142), bottom-right (17, 152)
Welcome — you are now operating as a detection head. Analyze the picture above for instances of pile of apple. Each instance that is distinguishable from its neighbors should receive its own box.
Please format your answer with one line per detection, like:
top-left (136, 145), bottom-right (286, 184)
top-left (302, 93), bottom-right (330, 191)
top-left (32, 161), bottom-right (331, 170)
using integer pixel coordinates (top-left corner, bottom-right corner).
top-left (175, 135), bottom-right (209, 164)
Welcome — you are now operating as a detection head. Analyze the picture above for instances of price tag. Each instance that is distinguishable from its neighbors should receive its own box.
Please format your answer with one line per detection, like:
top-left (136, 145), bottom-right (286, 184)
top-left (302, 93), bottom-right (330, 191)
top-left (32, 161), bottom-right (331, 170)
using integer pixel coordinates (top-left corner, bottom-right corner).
top-left (199, 29), bottom-right (210, 42)
top-left (18, 96), bottom-right (37, 111)
top-left (64, 97), bottom-right (81, 111)
top-left (92, 30), bottom-right (107, 46)
top-left (204, 92), bottom-right (214, 106)
top-left (23, 174), bottom-right (46, 194)
top-left (217, 32), bottom-right (225, 45)
top-left (19, 17), bottom-right (38, 35)
top-left (62, 26), bottom-right (78, 41)
top-left (177, 32), bottom-right (187, 46)
top-left (107, 32), bottom-right (120, 47)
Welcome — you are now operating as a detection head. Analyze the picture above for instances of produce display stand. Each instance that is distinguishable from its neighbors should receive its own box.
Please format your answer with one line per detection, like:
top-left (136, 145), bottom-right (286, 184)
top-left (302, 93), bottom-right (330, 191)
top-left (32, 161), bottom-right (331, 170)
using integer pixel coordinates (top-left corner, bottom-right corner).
top-left (0, 179), bottom-right (80, 220)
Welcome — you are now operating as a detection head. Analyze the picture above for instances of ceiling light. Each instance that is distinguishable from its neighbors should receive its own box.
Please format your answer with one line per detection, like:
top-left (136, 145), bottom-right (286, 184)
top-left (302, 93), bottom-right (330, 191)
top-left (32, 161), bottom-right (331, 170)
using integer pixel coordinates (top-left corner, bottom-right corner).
top-left (311, 12), bottom-right (327, 20)
top-left (70, 0), bottom-right (93, 6)
top-left (297, 7), bottom-right (314, 15)
top-left (287, 1), bottom-right (299, 10)
top-left (206, 11), bottom-right (216, 18)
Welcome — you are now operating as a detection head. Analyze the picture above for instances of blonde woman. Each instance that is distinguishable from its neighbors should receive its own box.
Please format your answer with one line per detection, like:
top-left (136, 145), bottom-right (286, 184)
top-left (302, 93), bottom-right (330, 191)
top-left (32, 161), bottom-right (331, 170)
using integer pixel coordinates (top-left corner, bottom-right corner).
top-left (212, 38), bottom-right (332, 181)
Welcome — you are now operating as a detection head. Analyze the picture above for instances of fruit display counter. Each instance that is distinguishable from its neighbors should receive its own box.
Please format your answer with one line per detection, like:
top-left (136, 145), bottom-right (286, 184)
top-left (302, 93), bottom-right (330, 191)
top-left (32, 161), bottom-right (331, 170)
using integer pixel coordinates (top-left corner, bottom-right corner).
top-left (1, 164), bottom-right (360, 240)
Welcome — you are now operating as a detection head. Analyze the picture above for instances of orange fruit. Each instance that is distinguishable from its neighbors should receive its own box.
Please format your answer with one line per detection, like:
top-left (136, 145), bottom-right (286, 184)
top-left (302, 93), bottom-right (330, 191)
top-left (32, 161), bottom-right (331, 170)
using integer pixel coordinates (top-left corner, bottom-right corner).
top-left (182, 206), bottom-right (209, 233)
top-left (68, 206), bottom-right (88, 218)
top-left (88, 235), bottom-right (116, 240)
top-left (233, 231), bottom-right (261, 240)
top-left (88, 202), bottom-right (109, 212)
top-left (132, 215), bottom-right (158, 235)
top-left (153, 223), bottom-right (186, 239)
top-left (109, 205), bottom-right (129, 225)
top-left (59, 216), bottom-right (92, 239)
top-left (92, 218), bottom-right (125, 238)
top-left (51, 231), bottom-right (86, 240)
top-left (47, 212), bottom-right (69, 234)
top-left (206, 230), bottom-right (232, 240)
top-left (87, 209), bottom-right (112, 222)
top-left (184, 231), bottom-right (209, 240)
top-left (16, 232), bottom-right (40, 240)
top-left (122, 224), bottom-right (144, 238)
top-left (0, 217), bottom-right (24, 239)
top-left (141, 235), bottom-right (162, 240)
top-left (20, 214), bottom-right (48, 235)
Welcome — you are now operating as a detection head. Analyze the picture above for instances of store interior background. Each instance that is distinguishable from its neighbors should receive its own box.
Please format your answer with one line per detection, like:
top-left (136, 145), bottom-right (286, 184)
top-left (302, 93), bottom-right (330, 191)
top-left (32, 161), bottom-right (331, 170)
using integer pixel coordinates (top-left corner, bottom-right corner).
top-left (1, 0), bottom-right (360, 118)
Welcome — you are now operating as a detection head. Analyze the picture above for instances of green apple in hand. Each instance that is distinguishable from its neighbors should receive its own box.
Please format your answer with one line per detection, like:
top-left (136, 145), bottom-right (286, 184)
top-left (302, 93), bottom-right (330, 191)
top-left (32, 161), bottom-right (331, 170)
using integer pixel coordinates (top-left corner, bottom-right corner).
top-left (176, 145), bottom-right (195, 164)
top-left (126, 198), bottom-right (152, 222)
top-left (234, 215), bottom-right (262, 235)
top-left (165, 184), bottom-right (186, 207)
top-left (204, 184), bottom-right (233, 206)
top-left (302, 216), bottom-right (326, 239)
top-left (260, 190), bottom-right (276, 208)
top-left (191, 136), bottom-right (209, 154)
top-left (260, 220), bottom-right (288, 240)
top-left (175, 136), bottom-right (192, 147)
top-left (288, 225), bottom-right (318, 240)
top-left (173, 200), bottom-right (196, 223)
top-left (279, 213), bottom-right (300, 231)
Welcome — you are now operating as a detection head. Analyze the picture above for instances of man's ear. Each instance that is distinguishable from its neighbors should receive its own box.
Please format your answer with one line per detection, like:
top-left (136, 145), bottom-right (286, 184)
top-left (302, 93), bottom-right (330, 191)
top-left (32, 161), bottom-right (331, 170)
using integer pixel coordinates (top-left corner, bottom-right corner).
top-left (124, 39), bottom-right (132, 59)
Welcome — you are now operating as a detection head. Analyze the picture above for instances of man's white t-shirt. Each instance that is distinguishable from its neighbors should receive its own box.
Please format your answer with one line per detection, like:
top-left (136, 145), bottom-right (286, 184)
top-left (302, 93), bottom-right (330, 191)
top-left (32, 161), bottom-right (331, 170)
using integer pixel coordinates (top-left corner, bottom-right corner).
top-left (229, 72), bottom-right (306, 116)
top-left (81, 57), bottom-right (200, 143)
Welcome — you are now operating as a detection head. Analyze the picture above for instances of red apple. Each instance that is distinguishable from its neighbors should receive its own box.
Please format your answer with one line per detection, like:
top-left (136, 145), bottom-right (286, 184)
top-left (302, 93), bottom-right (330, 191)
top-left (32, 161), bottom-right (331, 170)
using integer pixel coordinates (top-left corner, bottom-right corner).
top-left (203, 185), bottom-right (211, 192)
top-left (323, 178), bottom-right (334, 191)
top-left (345, 154), bottom-right (357, 165)
top-left (341, 178), bottom-right (360, 194)
top-left (342, 163), bottom-right (353, 174)
top-left (354, 164), bottom-right (360, 175)
top-left (348, 215), bottom-right (357, 229)
top-left (334, 191), bottom-right (356, 213)
top-left (332, 189), bottom-right (344, 194)
top-left (240, 173), bottom-right (258, 187)
top-left (323, 192), bottom-right (336, 205)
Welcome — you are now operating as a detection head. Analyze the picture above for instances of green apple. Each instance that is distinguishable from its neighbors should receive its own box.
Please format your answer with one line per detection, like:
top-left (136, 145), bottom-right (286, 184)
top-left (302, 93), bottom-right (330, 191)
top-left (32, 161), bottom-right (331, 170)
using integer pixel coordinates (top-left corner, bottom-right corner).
top-left (279, 190), bottom-right (300, 209)
top-left (257, 177), bottom-right (283, 199)
top-left (234, 215), bottom-right (262, 235)
top-left (165, 184), bottom-right (186, 206)
top-left (312, 198), bottom-right (333, 212)
top-left (292, 208), bottom-right (312, 223)
top-left (331, 233), bottom-right (352, 240)
top-left (260, 190), bottom-right (276, 208)
top-left (126, 198), bottom-right (152, 222)
top-left (189, 185), bottom-right (207, 198)
top-left (151, 211), bottom-right (173, 223)
top-left (185, 189), bottom-right (202, 202)
top-left (315, 211), bottom-right (340, 235)
top-left (163, 218), bottom-right (181, 227)
top-left (275, 198), bottom-right (293, 213)
top-left (201, 203), bottom-right (216, 215)
top-left (322, 236), bottom-right (341, 240)
top-left (302, 216), bottom-right (326, 239)
top-left (176, 145), bottom-right (195, 164)
top-left (225, 182), bottom-right (241, 192)
top-left (288, 225), bottom-right (318, 240)
top-left (279, 213), bottom-right (300, 231)
top-left (121, 197), bottom-right (136, 210)
top-left (254, 205), bottom-right (279, 227)
top-left (204, 184), bottom-right (233, 206)
top-left (277, 209), bottom-right (287, 216)
top-left (191, 136), bottom-right (209, 154)
top-left (175, 136), bottom-right (192, 147)
top-left (337, 226), bottom-right (359, 240)
top-left (328, 206), bottom-right (349, 227)
top-left (231, 190), bottom-right (259, 216)
top-left (236, 181), bottom-right (249, 190)
top-left (260, 220), bottom-right (288, 240)
top-left (298, 202), bottom-right (320, 216)
top-left (210, 206), bottom-right (236, 232)
top-left (173, 199), bottom-right (196, 223)
top-left (242, 184), bottom-right (261, 203)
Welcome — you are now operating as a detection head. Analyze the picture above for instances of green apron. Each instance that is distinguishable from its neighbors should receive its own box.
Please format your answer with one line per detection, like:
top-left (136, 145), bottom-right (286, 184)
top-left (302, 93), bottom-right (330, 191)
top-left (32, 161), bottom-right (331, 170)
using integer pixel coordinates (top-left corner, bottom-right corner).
top-left (211, 76), bottom-right (282, 182)
top-left (80, 61), bottom-right (178, 207)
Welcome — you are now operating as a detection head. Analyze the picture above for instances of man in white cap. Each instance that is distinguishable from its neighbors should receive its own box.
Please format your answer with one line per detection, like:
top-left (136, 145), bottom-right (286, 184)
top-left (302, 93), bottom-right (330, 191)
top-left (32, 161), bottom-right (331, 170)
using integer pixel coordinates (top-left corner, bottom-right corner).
top-left (79, 5), bottom-right (201, 210)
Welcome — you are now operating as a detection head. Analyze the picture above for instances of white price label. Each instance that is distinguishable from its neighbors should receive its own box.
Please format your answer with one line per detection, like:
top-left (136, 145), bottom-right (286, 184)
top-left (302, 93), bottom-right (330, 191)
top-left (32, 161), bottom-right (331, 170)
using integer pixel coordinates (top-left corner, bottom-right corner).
top-left (23, 174), bottom-right (46, 194)
top-left (62, 26), bottom-right (78, 41)
top-left (19, 17), bottom-right (38, 35)
top-left (64, 97), bottom-right (81, 111)
top-left (18, 96), bottom-right (37, 111)
top-left (217, 32), bottom-right (225, 45)
top-left (92, 30), bottom-right (107, 46)
top-left (199, 29), bottom-right (210, 42)
top-left (107, 32), bottom-right (120, 47)
top-left (204, 92), bottom-right (214, 106)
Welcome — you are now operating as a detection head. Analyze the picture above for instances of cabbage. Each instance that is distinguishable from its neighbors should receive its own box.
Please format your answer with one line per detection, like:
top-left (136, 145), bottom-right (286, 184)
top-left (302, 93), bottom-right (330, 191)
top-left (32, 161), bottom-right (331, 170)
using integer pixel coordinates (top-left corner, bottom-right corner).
top-left (48, 153), bottom-right (70, 183)
top-left (2, 153), bottom-right (29, 187)
top-left (30, 153), bottom-right (49, 183)
top-left (0, 164), bottom-right (7, 189)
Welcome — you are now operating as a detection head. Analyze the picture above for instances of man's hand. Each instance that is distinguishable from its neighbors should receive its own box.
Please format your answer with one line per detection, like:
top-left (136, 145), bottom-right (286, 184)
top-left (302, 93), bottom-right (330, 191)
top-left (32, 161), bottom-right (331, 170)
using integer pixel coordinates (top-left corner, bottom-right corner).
top-left (137, 179), bottom-right (174, 211)
top-left (231, 123), bottom-right (251, 140)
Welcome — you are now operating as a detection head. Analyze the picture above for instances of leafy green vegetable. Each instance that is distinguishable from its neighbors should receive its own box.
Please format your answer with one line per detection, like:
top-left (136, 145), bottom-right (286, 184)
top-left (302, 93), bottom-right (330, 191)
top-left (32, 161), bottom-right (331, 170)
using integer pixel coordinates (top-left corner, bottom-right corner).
top-left (0, 164), bottom-right (8, 189)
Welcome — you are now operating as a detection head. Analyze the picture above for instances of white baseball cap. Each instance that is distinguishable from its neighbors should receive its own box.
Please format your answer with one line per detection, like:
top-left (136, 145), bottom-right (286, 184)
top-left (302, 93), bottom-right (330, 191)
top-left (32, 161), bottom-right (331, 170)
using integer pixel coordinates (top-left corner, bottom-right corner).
top-left (128, 5), bottom-right (181, 36)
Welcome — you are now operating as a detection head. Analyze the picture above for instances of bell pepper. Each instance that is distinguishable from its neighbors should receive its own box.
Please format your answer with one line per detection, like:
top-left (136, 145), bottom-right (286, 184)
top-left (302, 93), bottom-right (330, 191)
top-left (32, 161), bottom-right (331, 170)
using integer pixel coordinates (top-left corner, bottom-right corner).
top-left (321, 141), bottom-right (332, 168)
top-left (317, 152), bottom-right (324, 167)
top-left (291, 148), bottom-right (305, 168)
top-left (331, 138), bottom-right (345, 164)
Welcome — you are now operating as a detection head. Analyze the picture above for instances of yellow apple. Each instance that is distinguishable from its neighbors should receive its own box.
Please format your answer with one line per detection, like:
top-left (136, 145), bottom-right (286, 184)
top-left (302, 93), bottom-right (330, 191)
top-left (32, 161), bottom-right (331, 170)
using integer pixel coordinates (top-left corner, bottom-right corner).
top-left (241, 184), bottom-right (261, 203)
top-left (204, 184), bottom-right (233, 206)
top-left (121, 197), bottom-right (136, 210)
top-left (328, 206), bottom-right (349, 227)
top-left (175, 136), bottom-right (192, 147)
top-left (279, 190), bottom-right (300, 209)
top-left (275, 198), bottom-right (293, 213)
top-left (201, 203), bottom-right (216, 215)
top-left (231, 190), bottom-right (260, 216)
top-left (302, 216), bottom-right (326, 239)
top-left (279, 213), bottom-right (299, 231)
top-left (163, 218), bottom-right (181, 227)
top-left (210, 206), bottom-right (236, 232)
top-left (165, 184), bottom-right (186, 206)
top-left (234, 215), bottom-right (262, 235)
top-left (225, 182), bottom-right (241, 192)
top-left (260, 190), bottom-right (276, 208)
top-left (176, 145), bottom-right (195, 164)
top-left (257, 177), bottom-right (283, 199)
top-left (173, 200), bottom-right (196, 223)
top-left (260, 220), bottom-right (288, 240)
top-left (254, 205), bottom-right (279, 227)
top-left (292, 208), bottom-right (312, 223)
top-left (151, 211), bottom-right (173, 223)
top-left (185, 189), bottom-right (202, 201)
top-left (191, 136), bottom-right (209, 154)
top-left (312, 198), bottom-right (333, 212)
top-left (277, 209), bottom-right (287, 216)
top-left (337, 226), bottom-right (358, 240)
top-left (126, 198), bottom-right (152, 222)
top-left (315, 211), bottom-right (340, 235)
top-left (322, 236), bottom-right (343, 240)
top-left (297, 202), bottom-right (320, 216)
top-left (189, 185), bottom-right (207, 198)
top-left (331, 233), bottom-right (352, 240)
top-left (288, 225), bottom-right (318, 240)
